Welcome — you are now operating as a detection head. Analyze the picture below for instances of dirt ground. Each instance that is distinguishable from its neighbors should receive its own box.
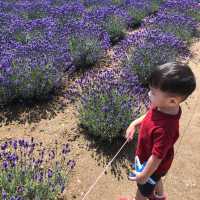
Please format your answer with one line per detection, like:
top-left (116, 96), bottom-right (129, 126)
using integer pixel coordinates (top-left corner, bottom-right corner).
top-left (0, 40), bottom-right (199, 200)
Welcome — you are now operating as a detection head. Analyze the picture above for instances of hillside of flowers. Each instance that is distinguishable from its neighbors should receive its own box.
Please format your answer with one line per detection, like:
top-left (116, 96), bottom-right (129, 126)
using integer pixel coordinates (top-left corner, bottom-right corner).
top-left (0, 0), bottom-right (199, 199)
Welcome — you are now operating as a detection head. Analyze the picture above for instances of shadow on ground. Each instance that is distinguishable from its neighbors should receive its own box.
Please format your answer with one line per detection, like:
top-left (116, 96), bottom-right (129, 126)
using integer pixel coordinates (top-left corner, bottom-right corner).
top-left (0, 92), bottom-right (68, 126)
top-left (79, 127), bottom-right (137, 181)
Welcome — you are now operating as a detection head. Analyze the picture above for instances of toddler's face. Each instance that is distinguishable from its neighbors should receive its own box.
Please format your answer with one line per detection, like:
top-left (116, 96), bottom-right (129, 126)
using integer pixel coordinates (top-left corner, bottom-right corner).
top-left (148, 87), bottom-right (179, 108)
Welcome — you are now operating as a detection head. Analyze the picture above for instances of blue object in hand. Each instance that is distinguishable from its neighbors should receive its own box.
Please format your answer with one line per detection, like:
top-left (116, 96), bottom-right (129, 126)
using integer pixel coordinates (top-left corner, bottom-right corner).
top-left (128, 156), bottom-right (156, 185)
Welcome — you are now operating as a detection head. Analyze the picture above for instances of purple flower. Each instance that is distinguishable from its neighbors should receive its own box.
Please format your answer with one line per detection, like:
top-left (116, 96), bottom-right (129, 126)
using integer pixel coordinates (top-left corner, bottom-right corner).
top-left (62, 144), bottom-right (70, 155)
top-left (143, 11), bottom-right (199, 42)
top-left (48, 168), bottom-right (53, 178)
top-left (17, 186), bottom-right (24, 193)
top-left (1, 142), bottom-right (8, 150)
top-left (12, 140), bottom-right (18, 149)
top-left (49, 150), bottom-right (55, 160)
top-left (2, 190), bottom-right (7, 200)
top-left (2, 160), bottom-right (9, 170)
top-left (67, 160), bottom-right (76, 170)
top-left (160, 0), bottom-right (200, 21)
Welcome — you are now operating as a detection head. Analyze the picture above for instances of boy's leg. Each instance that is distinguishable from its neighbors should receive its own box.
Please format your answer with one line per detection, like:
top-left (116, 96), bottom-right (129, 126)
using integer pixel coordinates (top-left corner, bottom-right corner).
top-left (149, 178), bottom-right (167, 200)
top-left (154, 179), bottom-right (164, 196)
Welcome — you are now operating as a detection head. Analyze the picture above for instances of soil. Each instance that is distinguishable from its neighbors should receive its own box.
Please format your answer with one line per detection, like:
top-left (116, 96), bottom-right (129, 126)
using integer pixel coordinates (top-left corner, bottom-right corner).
top-left (0, 40), bottom-right (199, 200)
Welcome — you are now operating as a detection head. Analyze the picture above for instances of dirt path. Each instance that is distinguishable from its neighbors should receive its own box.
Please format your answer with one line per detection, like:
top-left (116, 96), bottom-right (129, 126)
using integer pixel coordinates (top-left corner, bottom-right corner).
top-left (0, 41), bottom-right (199, 200)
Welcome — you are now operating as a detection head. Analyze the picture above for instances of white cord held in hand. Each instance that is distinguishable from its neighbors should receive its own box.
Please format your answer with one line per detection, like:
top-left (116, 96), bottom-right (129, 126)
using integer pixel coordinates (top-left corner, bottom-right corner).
top-left (80, 138), bottom-right (129, 200)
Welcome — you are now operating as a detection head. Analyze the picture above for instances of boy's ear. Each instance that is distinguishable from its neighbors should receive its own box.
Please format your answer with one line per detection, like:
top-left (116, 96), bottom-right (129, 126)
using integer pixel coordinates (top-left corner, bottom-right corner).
top-left (169, 97), bottom-right (180, 105)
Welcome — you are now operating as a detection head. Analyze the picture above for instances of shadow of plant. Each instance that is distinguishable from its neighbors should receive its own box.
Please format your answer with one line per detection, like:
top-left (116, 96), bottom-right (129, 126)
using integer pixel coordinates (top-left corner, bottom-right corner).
top-left (79, 126), bottom-right (138, 181)
top-left (0, 88), bottom-right (69, 126)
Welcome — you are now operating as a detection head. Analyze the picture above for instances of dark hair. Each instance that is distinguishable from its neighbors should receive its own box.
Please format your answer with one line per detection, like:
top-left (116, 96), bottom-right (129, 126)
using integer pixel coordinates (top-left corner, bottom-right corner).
top-left (149, 62), bottom-right (196, 98)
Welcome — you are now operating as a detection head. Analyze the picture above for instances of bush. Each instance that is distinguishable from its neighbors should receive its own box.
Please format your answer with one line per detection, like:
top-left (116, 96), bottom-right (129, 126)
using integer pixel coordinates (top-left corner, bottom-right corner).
top-left (0, 138), bottom-right (75, 200)
top-left (122, 0), bottom-right (162, 27)
top-left (0, 12), bottom-right (16, 34)
top-left (85, 6), bottom-right (130, 43)
top-left (160, 0), bottom-right (200, 22)
top-left (10, 17), bottom-right (58, 45)
top-left (12, 1), bottom-right (51, 20)
top-left (49, 2), bottom-right (85, 28)
top-left (70, 68), bottom-right (147, 141)
top-left (143, 12), bottom-right (199, 43)
top-left (0, 39), bottom-right (70, 104)
top-left (104, 15), bottom-right (127, 43)
top-left (66, 21), bottom-right (110, 69)
top-left (150, 0), bottom-right (165, 13)
top-left (124, 29), bottom-right (189, 85)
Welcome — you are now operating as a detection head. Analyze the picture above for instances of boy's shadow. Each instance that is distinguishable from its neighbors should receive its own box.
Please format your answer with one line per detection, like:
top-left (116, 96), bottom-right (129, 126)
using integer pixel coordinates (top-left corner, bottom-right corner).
top-left (80, 127), bottom-right (137, 181)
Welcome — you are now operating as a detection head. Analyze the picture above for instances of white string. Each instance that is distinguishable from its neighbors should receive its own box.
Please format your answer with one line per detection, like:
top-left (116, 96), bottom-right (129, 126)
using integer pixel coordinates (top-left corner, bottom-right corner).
top-left (80, 138), bottom-right (129, 200)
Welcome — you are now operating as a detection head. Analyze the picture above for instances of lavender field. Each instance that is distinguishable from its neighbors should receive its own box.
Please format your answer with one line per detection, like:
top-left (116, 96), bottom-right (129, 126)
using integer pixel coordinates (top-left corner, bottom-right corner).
top-left (0, 0), bottom-right (199, 199)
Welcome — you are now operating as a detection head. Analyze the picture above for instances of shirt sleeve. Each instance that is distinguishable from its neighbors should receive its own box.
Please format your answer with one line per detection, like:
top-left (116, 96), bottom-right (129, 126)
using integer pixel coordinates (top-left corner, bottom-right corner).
top-left (151, 127), bottom-right (172, 160)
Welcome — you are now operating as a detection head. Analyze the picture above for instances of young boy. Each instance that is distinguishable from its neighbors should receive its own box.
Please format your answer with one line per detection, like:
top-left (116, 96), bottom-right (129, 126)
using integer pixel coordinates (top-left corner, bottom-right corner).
top-left (119, 62), bottom-right (196, 200)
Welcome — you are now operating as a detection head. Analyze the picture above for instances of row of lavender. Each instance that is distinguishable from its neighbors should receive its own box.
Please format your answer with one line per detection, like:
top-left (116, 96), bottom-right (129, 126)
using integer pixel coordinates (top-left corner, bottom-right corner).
top-left (0, 0), bottom-right (165, 105)
top-left (0, 138), bottom-right (75, 200)
top-left (70, 0), bottom-right (200, 141)
top-left (0, 1), bottom-right (164, 199)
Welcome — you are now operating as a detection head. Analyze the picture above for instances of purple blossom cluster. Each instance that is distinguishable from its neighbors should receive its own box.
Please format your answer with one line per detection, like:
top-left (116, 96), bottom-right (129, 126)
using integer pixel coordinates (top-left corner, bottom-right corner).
top-left (64, 20), bottom-right (110, 68)
top-left (49, 2), bottom-right (85, 27)
top-left (121, 0), bottom-right (164, 26)
top-left (67, 67), bottom-right (148, 141)
top-left (160, 0), bottom-right (200, 21)
top-left (0, 38), bottom-right (71, 104)
top-left (114, 28), bottom-right (189, 62)
top-left (83, 0), bottom-right (117, 8)
top-left (84, 5), bottom-right (131, 43)
top-left (143, 12), bottom-right (199, 43)
top-left (11, 1), bottom-right (52, 20)
top-left (123, 29), bottom-right (190, 84)
top-left (8, 17), bottom-right (58, 44)
top-left (0, 138), bottom-right (75, 199)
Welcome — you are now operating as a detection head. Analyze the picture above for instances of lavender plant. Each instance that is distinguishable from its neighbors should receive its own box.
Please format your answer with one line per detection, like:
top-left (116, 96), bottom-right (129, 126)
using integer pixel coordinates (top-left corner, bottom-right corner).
top-left (124, 29), bottom-right (190, 84)
top-left (66, 20), bottom-right (110, 69)
top-left (49, 2), bottom-right (85, 28)
top-left (121, 0), bottom-right (163, 27)
top-left (85, 6), bottom-right (130, 43)
top-left (0, 39), bottom-right (71, 104)
top-left (0, 138), bottom-right (75, 200)
top-left (69, 68), bottom-right (147, 141)
top-left (143, 12), bottom-right (199, 43)
top-left (0, 12), bottom-right (17, 35)
top-left (160, 0), bottom-right (200, 22)
top-left (0, 1), bottom-right (14, 14)
top-left (9, 17), bottom-right (58, 45)
top-left (83, 0), bottom-right (114, 8)
top-left (12, 1), bottom-right (52, 20)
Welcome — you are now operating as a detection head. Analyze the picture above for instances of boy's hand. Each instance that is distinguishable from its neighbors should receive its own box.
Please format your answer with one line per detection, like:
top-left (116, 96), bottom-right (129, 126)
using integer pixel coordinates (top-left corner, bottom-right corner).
top-left (131, 173), bottom-right (148, 184)
top-left (125, 123), bottom-right (136, 141)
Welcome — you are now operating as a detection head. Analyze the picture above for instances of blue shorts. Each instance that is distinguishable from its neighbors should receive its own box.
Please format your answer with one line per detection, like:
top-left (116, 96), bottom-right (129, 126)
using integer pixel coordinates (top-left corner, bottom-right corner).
top-left (137, 173), bottom-right (166, 197)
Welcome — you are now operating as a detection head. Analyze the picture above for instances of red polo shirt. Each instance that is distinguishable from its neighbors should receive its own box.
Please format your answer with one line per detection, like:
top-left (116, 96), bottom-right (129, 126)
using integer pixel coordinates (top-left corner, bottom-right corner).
top-left (135, 106), bottom-right (181, 176)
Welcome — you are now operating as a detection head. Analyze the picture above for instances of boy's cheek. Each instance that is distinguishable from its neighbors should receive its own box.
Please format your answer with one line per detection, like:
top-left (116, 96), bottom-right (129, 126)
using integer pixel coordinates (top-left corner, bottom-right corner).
top-left (148, 92), bottom-right (155, 104)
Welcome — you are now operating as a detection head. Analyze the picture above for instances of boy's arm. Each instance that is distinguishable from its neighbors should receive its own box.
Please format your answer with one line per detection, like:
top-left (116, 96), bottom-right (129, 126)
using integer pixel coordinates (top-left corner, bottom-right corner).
top-left (125, 113), bottom-right (147, 141)
top-left (135, 155), bottom-right (162, 184)
top-left (125, 114), bottom-right (146, 141)
top-left (134, 127), bottom-right (171, 184)
top-left (130, 113), bottom-right (147, 127)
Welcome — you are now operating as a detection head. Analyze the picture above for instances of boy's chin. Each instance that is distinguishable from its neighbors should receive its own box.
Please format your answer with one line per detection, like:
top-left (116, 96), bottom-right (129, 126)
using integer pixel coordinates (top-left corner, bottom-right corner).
top-left (150, 102), bottom-right (157, 107)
